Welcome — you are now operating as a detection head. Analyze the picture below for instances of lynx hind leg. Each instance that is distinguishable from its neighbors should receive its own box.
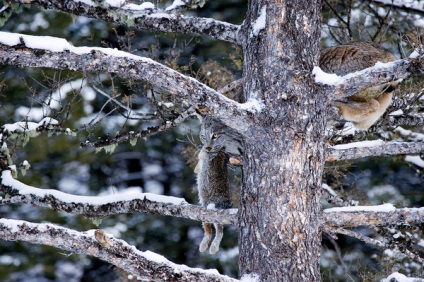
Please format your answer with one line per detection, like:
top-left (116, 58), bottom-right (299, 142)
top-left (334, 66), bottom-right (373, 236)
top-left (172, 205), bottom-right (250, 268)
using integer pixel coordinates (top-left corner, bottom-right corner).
top-left (209, 224), bottom-right (224, 254)
top-left (199, 222), bottom-right (213, 252)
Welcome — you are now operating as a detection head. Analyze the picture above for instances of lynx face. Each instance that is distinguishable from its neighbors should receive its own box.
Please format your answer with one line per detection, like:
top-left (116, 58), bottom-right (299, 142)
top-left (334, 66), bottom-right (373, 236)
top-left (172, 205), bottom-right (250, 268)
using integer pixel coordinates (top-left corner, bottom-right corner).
top-left (199, 116), bottom-right (243, 156)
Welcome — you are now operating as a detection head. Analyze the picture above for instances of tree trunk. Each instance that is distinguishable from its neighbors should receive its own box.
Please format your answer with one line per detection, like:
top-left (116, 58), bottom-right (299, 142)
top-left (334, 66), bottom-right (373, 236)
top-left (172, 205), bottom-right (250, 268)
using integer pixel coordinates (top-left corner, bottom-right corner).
top-left (239, 0), bottom-right (324, 280)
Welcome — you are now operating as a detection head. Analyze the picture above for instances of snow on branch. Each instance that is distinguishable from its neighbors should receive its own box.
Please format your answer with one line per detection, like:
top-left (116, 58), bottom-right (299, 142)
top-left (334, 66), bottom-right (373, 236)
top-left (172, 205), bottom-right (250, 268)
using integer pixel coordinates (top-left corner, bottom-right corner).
top-left (323, 204), bottom-right (424, 228)
top-left (0, 170), bottom-right (237, 225)
top-left (0, 218), bottom-right (238, 281)
top-left (313, 58), bottom-right (422, 100)
top-left (326, 140), bottom-right (424, 161)
top-left (372, 0), bottom-right (424, 14)
top-left (0, 32), bottom-right (251, 130)
top-left (9, 0), bottom-right (241, 45)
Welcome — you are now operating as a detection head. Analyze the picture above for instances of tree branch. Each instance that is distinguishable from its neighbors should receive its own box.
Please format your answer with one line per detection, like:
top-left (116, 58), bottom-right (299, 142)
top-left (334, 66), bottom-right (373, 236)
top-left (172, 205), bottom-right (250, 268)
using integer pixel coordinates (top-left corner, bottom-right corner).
top-left (0, 32), bottom-right (252, 131)
top-left (329, 227), bottom-right (387, 248)
top-left (326, 141), bottom-right (424, 161)
top-left (80, 106), bottom-right (196, 148)
top-left (0, 170), bottom-right (237, 225)
top-left (10, 0), bottom-right (241, 45)
top-left (0, 218), bottom-right (238, 281)
top-left (323, 205), bottom-right (424, 228)
top-left (315, 58), bottom-right (423, 100)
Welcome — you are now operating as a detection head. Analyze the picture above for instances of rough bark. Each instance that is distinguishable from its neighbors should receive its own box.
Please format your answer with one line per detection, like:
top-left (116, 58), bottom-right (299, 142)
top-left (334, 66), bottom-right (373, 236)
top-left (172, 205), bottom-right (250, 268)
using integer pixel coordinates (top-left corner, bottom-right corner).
top-left (238, 1), bottom-right (323, 280)
top-left (0, 219), bottom-right (237, 282)
top-left (9, 0), bottom-right (241, 45)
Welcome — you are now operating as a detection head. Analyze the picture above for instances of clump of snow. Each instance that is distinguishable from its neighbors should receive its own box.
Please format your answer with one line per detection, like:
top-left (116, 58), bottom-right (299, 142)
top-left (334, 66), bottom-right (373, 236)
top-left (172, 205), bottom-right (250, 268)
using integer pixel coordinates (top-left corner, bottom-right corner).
top-left (165, 0), bottom-right (185, 11)
top-left (389, 109), bottom-right (404, 116)
top-left (2, 117), bottom-right (59, 133)
top-left (409, 49), bottom-right (421, 59)
top-left (312, 66), bottom-right (343, 85)
top-left (395, 126), bottom-right (424, 142)
top-left (104, 0), bottom-right (125, 8)
top-left (251, 6), bottom-right (267, 37)
top-left (238, 98), bottom-right (265, 113)
top-left (380, 271), bottom-right (422, 282)
top-left (331, 139), bottom-right (384, 150)
top-left (75, 0), bottom-right (96, 6)
top-left (405, 155), bottom-right (424, 168)
top-left (241, 273), bottom-right (260, 282)
top-left (123, 2), bottom-right (155, 11)
top-left (324, 203), bottom-right (396, 213)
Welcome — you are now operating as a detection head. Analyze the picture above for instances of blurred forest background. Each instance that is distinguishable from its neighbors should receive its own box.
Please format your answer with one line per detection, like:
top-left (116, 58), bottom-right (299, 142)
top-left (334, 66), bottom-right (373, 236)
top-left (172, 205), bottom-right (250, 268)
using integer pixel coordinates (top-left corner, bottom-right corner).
top-left (0, 0), bottom-right (423, 281)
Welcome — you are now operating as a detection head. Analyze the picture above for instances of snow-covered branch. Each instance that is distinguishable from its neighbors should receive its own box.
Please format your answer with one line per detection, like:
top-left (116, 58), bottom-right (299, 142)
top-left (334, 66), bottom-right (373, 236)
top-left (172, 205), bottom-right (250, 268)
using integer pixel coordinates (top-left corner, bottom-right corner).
top-left (3, 169), bottom-right (423, 229)
top-left (9, 0), bottom-right (241, 45)
top-left (0, 32), bottom-right (251, 130)
top-left (0, 218), bottom-right (238, 281)
top-left (326, 140), bottom-right (424, 161)
top-left (323, 204), bottom-right (424, 228)
top-left (0, 170), bottom-right (237, 225)
top-left (314, 59), bottom-right (421, 100)
top-left (371, 0), bottom-right (424, 14)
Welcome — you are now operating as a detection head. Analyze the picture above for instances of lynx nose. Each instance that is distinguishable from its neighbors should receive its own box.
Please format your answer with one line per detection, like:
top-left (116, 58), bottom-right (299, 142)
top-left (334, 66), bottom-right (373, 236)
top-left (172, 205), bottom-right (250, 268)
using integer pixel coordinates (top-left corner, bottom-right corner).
top-left (205, 146), bottom-right (212, 152)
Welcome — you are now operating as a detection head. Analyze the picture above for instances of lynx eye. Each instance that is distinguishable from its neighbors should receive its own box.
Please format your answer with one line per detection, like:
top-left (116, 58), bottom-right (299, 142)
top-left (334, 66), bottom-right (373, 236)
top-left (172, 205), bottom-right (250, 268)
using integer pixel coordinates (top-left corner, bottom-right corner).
top-left (200, 134), bottom-right (205, 142)
top-left (212, 134), bottom-right (218, 140)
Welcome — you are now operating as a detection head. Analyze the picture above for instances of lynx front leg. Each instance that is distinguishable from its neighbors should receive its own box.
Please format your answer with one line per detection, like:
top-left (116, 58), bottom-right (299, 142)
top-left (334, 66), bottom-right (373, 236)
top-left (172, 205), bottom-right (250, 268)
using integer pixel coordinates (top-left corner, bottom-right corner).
top-left (199, 222), bottom-right (213, 252)
top-left (209, 224), bottom-right (224, 254)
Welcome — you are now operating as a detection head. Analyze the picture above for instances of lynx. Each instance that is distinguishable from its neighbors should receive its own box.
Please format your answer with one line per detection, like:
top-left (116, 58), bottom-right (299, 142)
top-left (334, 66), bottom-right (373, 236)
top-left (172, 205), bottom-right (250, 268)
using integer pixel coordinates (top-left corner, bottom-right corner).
top-left (195, 116), bottom-right (243, 254)
top-left (319, 41), bottom-right (398, 130)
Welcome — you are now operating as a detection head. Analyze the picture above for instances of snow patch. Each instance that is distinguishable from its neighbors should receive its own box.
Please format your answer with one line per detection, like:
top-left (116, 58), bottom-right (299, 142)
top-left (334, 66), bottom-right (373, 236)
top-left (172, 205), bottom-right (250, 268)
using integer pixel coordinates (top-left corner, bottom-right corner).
top-left (123, 2), bottom-right (155, 10)
top-left (380, 271), bottom-right (422, 282)
top-left (251, 6), bottom-right (267, 37)
top-left (241, 273), bottom-right (260, 281)
top-left (331, 139), bottom-right (384, 150)
top-left (324, 203), bottom-right (396, 213)
top-left (313, 66), bottom-right (342, 85)
top-left (405, 155), bottom-right (424, 168)
top-left (238, 98), bottom-right (265, 113)
top-left (165, 0), bottom-right (185, 11)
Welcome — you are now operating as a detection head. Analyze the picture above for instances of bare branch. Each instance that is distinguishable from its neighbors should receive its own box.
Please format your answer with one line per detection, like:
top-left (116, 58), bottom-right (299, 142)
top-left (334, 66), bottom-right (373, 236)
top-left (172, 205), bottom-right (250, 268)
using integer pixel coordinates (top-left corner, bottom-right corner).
top-left (384, 114), bottom-right (424, 127)
top-left (9, 0), bottom-right (241, 45)
top-left (322, 184), bottom-right (358, 207)
top-left (80, 106), bottom-right (196, 148)
top-left (329, 227), bottom-right (387, 248)
top-left (323, 205), bottom-right (424, 228)
top-left (0, 170), bottom-right (237, 225)
top-left (0, 33), bottom-right (251, 131)
top-left (326, 141), bottom-right (424, 162)
top-left (0, 219), bottom-right (238, 281)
